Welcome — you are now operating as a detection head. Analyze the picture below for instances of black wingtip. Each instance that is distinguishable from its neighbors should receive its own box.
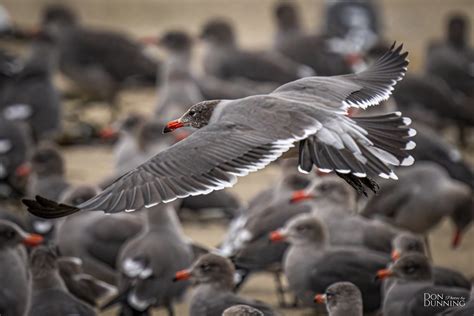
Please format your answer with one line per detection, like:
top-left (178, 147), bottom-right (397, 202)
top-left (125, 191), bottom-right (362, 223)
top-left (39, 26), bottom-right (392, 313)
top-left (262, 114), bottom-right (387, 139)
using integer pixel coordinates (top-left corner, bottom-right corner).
top-left (22, 196), bottom-right (80, 219)
top-left (336, 172), bottom-right (379, 196)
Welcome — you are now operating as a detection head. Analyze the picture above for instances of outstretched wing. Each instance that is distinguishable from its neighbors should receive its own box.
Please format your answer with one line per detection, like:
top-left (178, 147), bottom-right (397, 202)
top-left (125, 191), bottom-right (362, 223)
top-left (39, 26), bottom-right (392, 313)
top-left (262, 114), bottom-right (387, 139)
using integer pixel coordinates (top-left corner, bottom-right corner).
top-left (24, 107), bottom-right (321, 216)
top-left (272, 42), bottom-right (408, 110)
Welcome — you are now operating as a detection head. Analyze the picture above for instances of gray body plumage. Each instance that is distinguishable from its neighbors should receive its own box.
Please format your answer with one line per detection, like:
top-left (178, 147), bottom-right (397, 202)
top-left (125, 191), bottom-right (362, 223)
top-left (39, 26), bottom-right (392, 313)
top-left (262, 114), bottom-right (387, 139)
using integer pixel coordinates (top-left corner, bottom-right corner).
top-left (0, 222), bottom-right (30, 316)
top-left (57, 211), bottom-right (142, 285)
top-left (281, 215), bottom-right (388, 312)
top-left (28, 246), bottom-right (96, 316)
top-left (117, 203), bottom-right (194, 312)
top-left (155, 52), bottom-right (204, 121)
top-left (362, 162), bottom-right (472, 234)
top-left (188, 254), bottom-right (278, 316)
top-left (382, 253), bottom-right (470, 316)
top-left (0, 38), bottom-right (61, 142)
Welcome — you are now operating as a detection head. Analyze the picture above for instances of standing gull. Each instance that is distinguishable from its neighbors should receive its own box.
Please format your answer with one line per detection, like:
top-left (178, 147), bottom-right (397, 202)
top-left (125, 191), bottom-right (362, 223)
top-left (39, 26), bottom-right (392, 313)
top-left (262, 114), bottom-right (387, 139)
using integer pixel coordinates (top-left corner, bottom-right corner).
top-left (271, 214), bottom-right (389, 312)
top-left (200, 19), bottom-right (313, 84)
top-left (23, 44), bottom-right (414, 217)
top-left (113, 203), bottom-right (194, 315)
top-left (173, 253), bottom-right (278, 316)
top-left (28, 246), bottom-right (96, 316)
top-left (0, 220), bottom-right (43, 316)
top-left (376, 253), bottom-right (470, 316)
top-left (314, 282), bottom-right (363, 316)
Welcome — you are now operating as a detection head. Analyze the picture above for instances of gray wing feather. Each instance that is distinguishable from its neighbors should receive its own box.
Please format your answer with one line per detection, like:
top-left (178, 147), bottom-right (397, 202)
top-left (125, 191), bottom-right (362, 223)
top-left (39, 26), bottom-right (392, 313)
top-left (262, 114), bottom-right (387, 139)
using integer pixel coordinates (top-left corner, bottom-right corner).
top-left (78, 106), bottom-right (321, 213)
top-left (271, 43), bottom-right (408, 110)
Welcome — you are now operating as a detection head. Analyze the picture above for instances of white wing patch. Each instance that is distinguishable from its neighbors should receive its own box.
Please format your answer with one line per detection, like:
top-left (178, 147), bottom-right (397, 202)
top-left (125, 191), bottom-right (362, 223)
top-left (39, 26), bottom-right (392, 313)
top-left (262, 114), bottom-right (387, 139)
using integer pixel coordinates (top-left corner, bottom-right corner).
top-left (122, 257), bottom-right (152, 279)
top-left (3, 104), bottom-right (32, 120)
top-left (0, 139), bottom-right (12, 154)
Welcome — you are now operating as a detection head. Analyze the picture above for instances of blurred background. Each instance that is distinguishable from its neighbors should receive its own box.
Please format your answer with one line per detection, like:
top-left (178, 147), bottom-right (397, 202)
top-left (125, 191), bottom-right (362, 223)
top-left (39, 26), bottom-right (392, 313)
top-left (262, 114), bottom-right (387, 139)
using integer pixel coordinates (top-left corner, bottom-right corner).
top-left (0, 0), bottom-right (473, 315)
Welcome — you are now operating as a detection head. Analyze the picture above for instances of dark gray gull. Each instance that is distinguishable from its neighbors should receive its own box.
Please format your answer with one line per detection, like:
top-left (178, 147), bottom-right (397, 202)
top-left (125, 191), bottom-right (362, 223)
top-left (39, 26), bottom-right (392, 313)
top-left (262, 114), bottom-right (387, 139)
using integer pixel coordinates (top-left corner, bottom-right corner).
top-left (390, 233), bottom-right (471, 290)
top-left (362, 162), bottom-right (473, 249)
top-left (0, 219), bottom-right (43, 316)
top-left (113, 203), bottom-right (194, 315)
top-left (111, 113), bottom-right (147, 174)
top-left (112, 117), bottom-right (174, 177)
top-left (40, 4), bottom-right (158, 119)
top-left (27, 144), bottom-right (70, 201)
top-left (410, 125), bottom-right (474, 189)
top-left (300, 176), bottom-right (402, 253)
top-left (154, 31), bottom-right (204, 121)
top-left (392, 74), bottom-right (474, 147)
top-left (57, 256), bottom-right (118, 307)
top-left (220, 170), bottom-right (315, 259)
top-left (57, 184), bottom-right (142, 285)
top-left (28, 246), bottom-right (96, 316)
top-left (173, 253), bottom-right (278, 316)
top-left (26, 145), bottom-right (70, 240)
top-left (426, 13), bottom-right (474, 97)
top-left (376, 253), bottom-right (470, 316)
top-left (200, 18), bottom-right (314, 84)
top-left (0, 117), bottom-right (31, 199)
top-left (23, 43), bottom-right (414, 218)
top-left (272, 2), bottom-right (353, 76)
top-left (271, 214), bottom-right (389, 312)
top-left (227, 177), bottom-right (318, 306)
top-left (143, 30), bottom-right (278, 101)
top-left (314, 282), bottom-right (363, 316)
top-left (0, 33), bottom-right (61, 143)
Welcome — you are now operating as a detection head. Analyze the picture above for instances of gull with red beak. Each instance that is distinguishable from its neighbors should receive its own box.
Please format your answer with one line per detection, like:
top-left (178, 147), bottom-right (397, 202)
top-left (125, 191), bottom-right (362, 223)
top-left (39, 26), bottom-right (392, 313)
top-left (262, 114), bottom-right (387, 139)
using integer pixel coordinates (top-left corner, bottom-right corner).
top-left (173, 253), bottom-right (278, 316)
top-left (389, 233), bottom-right (471, 291)
top-left (0, 220), bottom-right (43, 316)
top-left (314, 282), bottom-right (363, 316)
top-left (24, 44), bottom-right (415, 217)
top-left (218, 171), bottom-right (315, 306)
top-left (376, 253), bottom-right (470, 316)
top-left (275, 214), bottom-right (389, 312)
top-left (287, 176), bottom-right (401, 253)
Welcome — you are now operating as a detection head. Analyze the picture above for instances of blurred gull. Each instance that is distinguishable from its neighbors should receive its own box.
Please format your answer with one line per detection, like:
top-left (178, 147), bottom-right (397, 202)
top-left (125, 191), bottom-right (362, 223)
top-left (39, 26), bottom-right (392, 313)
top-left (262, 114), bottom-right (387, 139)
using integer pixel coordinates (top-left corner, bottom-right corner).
top-left (0, 220), bottom-right (43, 316)
top-left (174, 253), bottom-right (278, 316)
top-left (271, 214), bottom-right (389, 312)
top-left (28, 246), bottom-right (96, 316)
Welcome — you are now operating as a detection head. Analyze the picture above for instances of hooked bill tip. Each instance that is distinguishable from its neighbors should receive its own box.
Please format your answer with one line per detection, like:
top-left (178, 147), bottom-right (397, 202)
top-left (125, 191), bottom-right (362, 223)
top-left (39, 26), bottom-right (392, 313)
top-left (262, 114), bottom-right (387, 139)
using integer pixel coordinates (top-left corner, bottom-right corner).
top-left (163, 120), bottom-right (184, 134)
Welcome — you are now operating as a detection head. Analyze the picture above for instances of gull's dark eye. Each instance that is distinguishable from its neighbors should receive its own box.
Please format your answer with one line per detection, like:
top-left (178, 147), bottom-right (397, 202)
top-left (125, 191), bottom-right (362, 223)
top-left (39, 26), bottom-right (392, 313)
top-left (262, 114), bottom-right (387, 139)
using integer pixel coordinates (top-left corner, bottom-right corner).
top-left (189, 110), bottom-right (196, 116)
top-left (407, 243), bottom-right (417, 251)
top-left (3, 230), bottom-right (15, 239)
top-left (326, 292), bottom-right (334, 300)
top-left (201, 263), bottom-right (211, 272)
top-left (296, 225), bottom-right (308, 232)
top-left (319, 184), bottom-right (329, 192)
top-left (405, 265), bottom-right (417, 274)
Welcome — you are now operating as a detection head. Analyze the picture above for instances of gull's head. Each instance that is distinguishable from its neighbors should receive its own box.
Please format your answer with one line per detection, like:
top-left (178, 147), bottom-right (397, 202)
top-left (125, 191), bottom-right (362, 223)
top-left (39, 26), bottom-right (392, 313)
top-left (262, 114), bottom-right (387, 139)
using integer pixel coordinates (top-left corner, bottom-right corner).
top-left (163, 100), bottom-right (220, 133)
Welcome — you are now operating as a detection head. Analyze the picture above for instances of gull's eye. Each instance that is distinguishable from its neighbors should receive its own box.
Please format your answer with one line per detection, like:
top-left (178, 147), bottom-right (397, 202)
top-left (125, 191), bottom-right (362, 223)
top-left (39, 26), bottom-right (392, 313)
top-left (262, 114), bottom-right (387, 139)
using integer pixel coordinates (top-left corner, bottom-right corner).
top-left (189, 110), bottom-right (196, 116)
top-left (405, 265), bottom-right (417, 274)
top-left (407, 243), bottom-right (417, 251)
top-left (326, 292), bottom-right (334, 300)
top-left (201, 263), bottom-right (211, 272)
top-left (296, 225), bottom-right (308, 232)
top-left (319, 184), bottom-right (329, 192)
top-left (3, 230), bottom-right (14, 239)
